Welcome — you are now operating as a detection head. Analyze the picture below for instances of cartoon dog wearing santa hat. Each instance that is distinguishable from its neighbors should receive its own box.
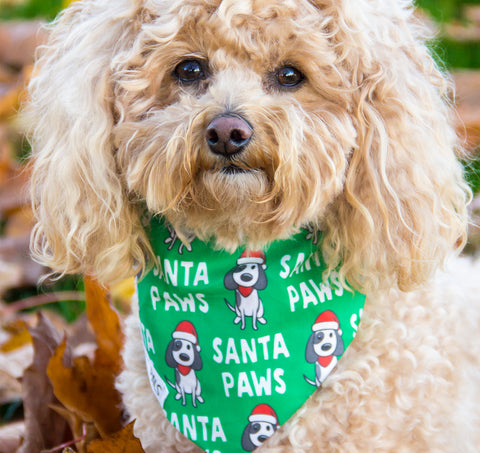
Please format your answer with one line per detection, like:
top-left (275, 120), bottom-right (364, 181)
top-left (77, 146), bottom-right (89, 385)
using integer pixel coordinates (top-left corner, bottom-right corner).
top-left (165, 320), bottom-right (204, 407)
top-left (304, 310), bottom-right (345, 387)
top-left (224, 250), bottom-right (268, 330)
top-left (241, 404), bottom-right (279, 451)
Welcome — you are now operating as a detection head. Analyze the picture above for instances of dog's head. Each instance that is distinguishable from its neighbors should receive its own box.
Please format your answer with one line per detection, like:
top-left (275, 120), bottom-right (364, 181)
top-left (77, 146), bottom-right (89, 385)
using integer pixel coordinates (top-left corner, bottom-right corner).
top-left (224, 263), bottom-right (267, 290)
top-left (25, 0), bottom-right (469, 291)
top-left (305, 329), bottom-right (344, 362)
top-left (165, 338), bottom-right (202, 370)
top-left (241, 420), bottom-right (277, 451)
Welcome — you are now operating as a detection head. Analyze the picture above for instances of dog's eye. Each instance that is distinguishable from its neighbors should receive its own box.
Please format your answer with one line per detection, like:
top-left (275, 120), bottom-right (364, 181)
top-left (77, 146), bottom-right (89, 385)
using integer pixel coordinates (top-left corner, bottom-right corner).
top-left (276, 66), bottom-right (304, 87)
top-left (174, 60), bottom-right (206, 83)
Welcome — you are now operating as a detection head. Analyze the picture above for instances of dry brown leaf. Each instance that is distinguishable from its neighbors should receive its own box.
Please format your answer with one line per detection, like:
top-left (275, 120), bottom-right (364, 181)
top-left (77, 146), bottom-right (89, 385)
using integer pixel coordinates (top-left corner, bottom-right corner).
top-left (0, 421), bottom-right (25, 453)
top-left (0, 125), bottom-right (21, 195)
top-left (51, 404), bottom-right (100, 451)
top-left (47, 278), bottom-right (125, 437)
top-left (4, 205), bottom-right (35, 238)
top-left (0, 83), bottom-right (22, 120)
top-left (84, 276), bottom-right (124, 374)
top-left (18, 312), bottom-right (71, 453)
top-left (0, 235), bottom-right (45, 296)
top-left (0, 320), bottom-right (31, 353)
top-left (0, 22), bottom-right (46, 68)
top-left (47, 340), bottom-right (123, 438)
top-left (453, 71), bottom-right (480, 152)
top-left (86, 422), bottom-right (145, 453)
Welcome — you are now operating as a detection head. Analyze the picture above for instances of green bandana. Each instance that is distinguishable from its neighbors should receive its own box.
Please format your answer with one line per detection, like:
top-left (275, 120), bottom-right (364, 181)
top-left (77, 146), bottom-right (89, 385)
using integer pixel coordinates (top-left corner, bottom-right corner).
top-left (137, 217), bottom-right (366, 453)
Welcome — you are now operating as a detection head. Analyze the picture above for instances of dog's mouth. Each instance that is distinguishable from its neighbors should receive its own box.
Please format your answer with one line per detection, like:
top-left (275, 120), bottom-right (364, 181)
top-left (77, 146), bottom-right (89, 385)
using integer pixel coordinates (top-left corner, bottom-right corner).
top-left (221, 164), bottom-right (254, 175)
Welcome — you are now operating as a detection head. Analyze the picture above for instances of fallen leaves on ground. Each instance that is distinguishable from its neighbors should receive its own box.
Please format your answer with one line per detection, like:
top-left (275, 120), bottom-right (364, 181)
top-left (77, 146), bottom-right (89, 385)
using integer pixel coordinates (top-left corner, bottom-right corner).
top-left (5, 277), bottom-right (146, 453)
top-left (47, 277), bottom-right (124, 439)
top-left (86, 422), bottom-right (145, 453)
top-left (18, 312), bottom-right (71, 453)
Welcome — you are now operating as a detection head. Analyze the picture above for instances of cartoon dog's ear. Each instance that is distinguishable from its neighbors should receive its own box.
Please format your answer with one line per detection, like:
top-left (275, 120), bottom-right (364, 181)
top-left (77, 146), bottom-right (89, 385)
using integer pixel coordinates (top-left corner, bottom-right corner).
top-left (24, 1), bottom-right (152, 284)
top-left (305, 334), bottom-right (318, 363)
top-left (333, 332), bottom-right (345, 357)
top-left (191, 348), bottom-right (203, 371)
top-left (224, 269), bottom-right (239, 290)
top-left (254, 266), bottom-right (268, 290)
top-left (240, 424), bottom-right (255, 452)
top-left (165, 340), bottom-right (176, 368)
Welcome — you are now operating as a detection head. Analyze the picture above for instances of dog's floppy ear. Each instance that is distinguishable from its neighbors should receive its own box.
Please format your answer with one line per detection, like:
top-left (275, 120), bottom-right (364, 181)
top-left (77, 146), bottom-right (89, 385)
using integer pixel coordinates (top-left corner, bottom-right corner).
top-left (165, 340), bottom-right (176, 368)
top-left (319, 0), bottom-right (470, 292)
top-left (305, 333), bottom-right (318, 363)
top-left (191, 347), bottom-right (203, 371)
top-left (240, 424), bottom-right (256, 452)
top-left (24, 1), bottom-right (152, 284)
top-left (224, 268), bottom-right (239, 290)
top-left (253, 265), bottom-right (268, 291)
top-left (333, 332), bottom-right (344, 357)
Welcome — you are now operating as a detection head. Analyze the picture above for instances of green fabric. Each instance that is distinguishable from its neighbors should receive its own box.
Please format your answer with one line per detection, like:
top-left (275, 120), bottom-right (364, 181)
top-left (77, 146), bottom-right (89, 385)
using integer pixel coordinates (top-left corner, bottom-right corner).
top-left (137, 216), bottom-right (366, 453)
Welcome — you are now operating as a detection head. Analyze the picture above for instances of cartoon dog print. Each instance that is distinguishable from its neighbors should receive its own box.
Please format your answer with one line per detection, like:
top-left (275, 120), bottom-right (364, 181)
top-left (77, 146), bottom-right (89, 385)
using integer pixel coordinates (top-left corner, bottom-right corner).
top-left (241, 404), bottom-right (279, 451)
top-left (165, 320), bottom-right (204, 407)
top-left (224, 250), bottom-right (268, 330)
top-left (304, 310), bottom-right (345, 387)
top-left (164, 224), bottom-right (194, 254)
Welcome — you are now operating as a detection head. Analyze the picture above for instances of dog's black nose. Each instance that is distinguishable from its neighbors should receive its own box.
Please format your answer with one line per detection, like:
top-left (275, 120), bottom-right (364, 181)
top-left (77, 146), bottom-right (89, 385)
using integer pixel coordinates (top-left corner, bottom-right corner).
top-left (206, 114), bottom-right (252, 156)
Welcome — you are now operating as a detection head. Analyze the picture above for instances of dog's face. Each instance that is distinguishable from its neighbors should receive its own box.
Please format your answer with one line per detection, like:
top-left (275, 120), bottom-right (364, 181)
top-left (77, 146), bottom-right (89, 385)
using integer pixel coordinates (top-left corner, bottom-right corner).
top-left (171, 339), bottom-right (195, 366)
top-left (232, 264), bottom-right (261, 288)
top-left (27, 0), bottom-right (469, 289)
top-left (247, 421), bottom-right (276, 447)
top-left (312, 329), bottom-right (337, 357)
top-left (113, 0), bottom-right (356, 249)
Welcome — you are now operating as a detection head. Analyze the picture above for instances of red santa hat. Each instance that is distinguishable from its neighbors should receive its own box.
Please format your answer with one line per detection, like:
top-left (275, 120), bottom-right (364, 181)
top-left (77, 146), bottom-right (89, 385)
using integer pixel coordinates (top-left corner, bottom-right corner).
top-left (172, 321), bottom-right (200, 350)
top-left (248, 404), bottom-right (279, 426)
top-left (237, 250), bottom-right (266, 266)
top-left (312, 310), bottom-right (342, 335)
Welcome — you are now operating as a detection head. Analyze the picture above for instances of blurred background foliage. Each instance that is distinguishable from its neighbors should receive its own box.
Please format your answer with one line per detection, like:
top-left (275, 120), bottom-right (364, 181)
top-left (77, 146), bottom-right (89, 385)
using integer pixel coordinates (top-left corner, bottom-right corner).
top-left (0, 0), bottom-right (64, 21)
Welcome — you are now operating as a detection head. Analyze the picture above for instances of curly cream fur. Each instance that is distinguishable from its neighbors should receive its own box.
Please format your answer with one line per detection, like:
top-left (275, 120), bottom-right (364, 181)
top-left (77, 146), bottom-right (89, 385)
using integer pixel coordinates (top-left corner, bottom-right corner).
top-left (24, 0), bottom-right (480, 451)
top-left (118, 259), bottom-right (480, 452)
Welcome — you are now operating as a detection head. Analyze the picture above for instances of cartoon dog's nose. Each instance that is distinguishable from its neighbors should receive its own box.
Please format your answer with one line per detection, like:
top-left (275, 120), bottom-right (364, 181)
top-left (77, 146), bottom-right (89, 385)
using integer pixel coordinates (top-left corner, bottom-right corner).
top-left (206, 114), bottom-right (253, 156)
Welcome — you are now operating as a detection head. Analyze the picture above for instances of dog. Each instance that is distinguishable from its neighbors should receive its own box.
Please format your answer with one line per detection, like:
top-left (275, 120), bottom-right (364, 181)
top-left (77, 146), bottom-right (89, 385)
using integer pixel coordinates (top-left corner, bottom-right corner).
top-left (304, 310), bottom-right (345, 387)
top-left (164, 321), bottom-right (204, 408)
top-left (241, 404), bottom-right (279, 451)
top-left (24, 0), bottom-right (480, 451)
top-left (224, 250), bottom-right (268, 330)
